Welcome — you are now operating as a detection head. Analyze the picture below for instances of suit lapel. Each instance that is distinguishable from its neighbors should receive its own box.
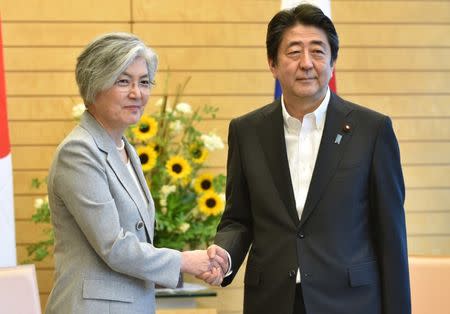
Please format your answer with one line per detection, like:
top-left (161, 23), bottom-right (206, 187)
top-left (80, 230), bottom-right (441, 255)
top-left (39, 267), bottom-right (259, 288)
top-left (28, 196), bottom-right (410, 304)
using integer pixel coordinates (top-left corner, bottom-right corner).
top-left (79, 112), bottom-right (153, 233)
top-left (257, 100), bottom-right (299, 225)
top-left (125, 139), bottom-right (154, 229)
top-left (299, 93), bottom-right (355, 227)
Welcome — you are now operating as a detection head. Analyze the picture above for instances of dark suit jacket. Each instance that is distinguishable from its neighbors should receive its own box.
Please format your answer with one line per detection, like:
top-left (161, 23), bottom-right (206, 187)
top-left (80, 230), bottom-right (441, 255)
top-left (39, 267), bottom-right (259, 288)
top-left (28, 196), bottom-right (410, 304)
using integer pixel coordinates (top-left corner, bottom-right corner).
top-left (215, 93), bottom-right (411, 314)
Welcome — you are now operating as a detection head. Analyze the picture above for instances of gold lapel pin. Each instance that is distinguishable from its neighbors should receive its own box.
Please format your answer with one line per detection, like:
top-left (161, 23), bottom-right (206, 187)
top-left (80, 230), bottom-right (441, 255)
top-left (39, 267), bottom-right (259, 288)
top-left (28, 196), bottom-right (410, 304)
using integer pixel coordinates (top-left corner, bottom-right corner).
top-left (342, 124), bottom-right (351, 133)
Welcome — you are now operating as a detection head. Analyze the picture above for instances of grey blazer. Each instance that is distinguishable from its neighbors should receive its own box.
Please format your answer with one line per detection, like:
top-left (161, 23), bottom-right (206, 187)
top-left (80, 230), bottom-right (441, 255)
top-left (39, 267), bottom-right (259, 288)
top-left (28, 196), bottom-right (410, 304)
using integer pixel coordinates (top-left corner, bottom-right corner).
top-left (45, 112), bottom-right (181, 314)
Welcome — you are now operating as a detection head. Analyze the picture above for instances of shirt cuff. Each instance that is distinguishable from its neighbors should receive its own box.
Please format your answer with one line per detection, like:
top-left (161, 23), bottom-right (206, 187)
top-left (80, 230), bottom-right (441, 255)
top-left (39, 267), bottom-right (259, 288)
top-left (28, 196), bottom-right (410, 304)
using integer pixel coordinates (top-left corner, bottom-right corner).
top-left (224, 249), bottom-right (233, 277)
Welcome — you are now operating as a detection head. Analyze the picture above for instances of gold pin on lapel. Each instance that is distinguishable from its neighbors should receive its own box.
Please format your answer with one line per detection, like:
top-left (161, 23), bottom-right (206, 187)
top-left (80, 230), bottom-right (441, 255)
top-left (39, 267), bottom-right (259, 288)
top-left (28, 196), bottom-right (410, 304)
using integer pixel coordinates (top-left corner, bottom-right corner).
top-left (343, 124), bottom-right (351, 133)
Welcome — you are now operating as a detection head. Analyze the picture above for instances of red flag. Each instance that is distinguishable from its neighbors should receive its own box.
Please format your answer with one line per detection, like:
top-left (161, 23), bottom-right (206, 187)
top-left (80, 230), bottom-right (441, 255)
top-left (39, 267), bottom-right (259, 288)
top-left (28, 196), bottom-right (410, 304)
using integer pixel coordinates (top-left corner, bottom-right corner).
top-left (0, 15), bottom-right (17, 267)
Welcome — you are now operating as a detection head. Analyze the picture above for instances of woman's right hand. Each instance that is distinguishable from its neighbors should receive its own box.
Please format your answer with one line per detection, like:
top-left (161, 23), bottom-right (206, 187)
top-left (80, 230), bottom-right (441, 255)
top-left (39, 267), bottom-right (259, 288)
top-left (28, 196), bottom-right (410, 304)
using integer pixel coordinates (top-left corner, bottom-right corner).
top-left (180, 250), bottom-right (212, 276)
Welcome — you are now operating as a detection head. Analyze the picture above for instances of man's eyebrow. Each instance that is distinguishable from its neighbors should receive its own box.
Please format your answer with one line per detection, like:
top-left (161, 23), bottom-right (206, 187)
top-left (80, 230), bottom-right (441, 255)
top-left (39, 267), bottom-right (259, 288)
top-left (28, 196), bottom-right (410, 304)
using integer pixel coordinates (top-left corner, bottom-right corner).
top-left (285, 40), bottom-right (327, 48)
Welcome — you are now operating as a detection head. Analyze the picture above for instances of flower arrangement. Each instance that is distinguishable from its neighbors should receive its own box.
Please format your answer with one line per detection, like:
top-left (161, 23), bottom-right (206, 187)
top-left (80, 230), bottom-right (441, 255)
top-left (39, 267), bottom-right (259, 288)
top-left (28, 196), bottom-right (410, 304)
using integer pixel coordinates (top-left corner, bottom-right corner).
top-left (126, 77), bottom-right (226, 250)
top-left (26, 77), bottom-right (226, 261)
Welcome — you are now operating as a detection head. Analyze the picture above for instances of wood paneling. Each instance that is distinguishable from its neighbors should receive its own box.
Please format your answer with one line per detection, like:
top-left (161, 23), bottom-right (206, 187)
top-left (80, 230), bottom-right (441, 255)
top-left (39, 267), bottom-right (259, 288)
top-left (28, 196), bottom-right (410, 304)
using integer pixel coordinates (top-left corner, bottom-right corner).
top-left (6, 47), bottom-right (450, 71)
top-left (407, 212), bottom-right (450, 235)
top-left (343, 95), bottom-right (450, 118)
top-left (338, 48), bottom-right (450, 71)
top-left (129, 23), bottom-right (450, 47)
top-left (407, 236), bottom-right (450, 255)
top-left (6, 71), bottom-right (450, 96)
top-left (7, 95), bottom-right (450, 121)
top-left (0, 0), bottom-right (130, 21)
top-left (403, 165), bottom-right (450, 188)
top-left (2, 23), bottom-right (131, 46)
top-left (10, 141), bottom-right (450, 172)
top-left (132, 0), bottom-right (278, 22)
top-left (7, 97), bottom-right (84, 120)
top-left (332, 1), bottom-right (450, 23)
top-left (336, 24), bottom-right (450, 47)
top-left (9, 118), bottom-right (450, 146)
top-left (405, 189), bottom-right (450, 212)
top-left (4, 1), bottom-right (449, 313)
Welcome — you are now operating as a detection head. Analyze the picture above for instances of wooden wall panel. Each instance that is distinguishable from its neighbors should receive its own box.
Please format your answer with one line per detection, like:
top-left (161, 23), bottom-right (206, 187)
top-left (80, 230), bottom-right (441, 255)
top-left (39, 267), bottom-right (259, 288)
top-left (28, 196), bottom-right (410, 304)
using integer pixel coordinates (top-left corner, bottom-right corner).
top-left (407, 212), bottom-right (450, 235)
top-left (7, 97), bottom-right (84, 120)
top-left (9, 118), bottom-right (450, 146)
top-left (332, 1), bottom-right (450, 23)
top-left (4, 1), bottom-right (449, 313)
top-left (7, 95), bottom-right (450, 121)
top-left (0, 0), bottom-right (130, 21)
top-left (338, 48), bottom-right (450, 71)
top-left (10, 141), bottom-right (450, 172)
top-left (2, 23), bottom-right (131, 46)
top-left (405, 189), bottom-right (450, 212)
top-left (343, 95), bottom-right (450, 117)
top-left (336, 24), bottom-right (450, 47)
top-left (133, 23), bottom-right (267, 46)
top-left (132, 0), bottom-right (278, 22)
top-left (132, 23), bottom-right (450, 47)
top-left (407, 236), bottom-right (450, 255)
top-left (6, 47), bottom-right (450, 71)
top-left (6, 71), bottom-right (449, 96)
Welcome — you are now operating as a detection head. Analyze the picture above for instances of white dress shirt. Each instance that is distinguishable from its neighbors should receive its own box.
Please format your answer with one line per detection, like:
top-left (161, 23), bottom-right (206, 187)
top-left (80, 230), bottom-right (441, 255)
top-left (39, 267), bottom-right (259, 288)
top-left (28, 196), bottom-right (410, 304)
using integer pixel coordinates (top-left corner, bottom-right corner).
top-left (281, 88), bottom-right (330, 282)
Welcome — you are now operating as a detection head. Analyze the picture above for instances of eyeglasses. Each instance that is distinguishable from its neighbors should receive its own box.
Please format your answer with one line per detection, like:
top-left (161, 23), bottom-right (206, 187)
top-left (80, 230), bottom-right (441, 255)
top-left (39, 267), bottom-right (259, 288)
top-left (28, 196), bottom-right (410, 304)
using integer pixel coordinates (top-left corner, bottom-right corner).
top-left (114, 78), bottom-right (156, 94)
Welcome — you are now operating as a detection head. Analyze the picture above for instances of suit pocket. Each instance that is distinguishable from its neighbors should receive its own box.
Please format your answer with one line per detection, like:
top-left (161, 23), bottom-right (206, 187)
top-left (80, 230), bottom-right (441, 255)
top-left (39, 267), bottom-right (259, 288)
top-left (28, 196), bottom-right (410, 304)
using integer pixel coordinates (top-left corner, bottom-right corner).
top-left (348, 260), bottom-right (379, 287)
top-left (83, 279), bottom-right (135, 303)
top-left (244, 267), bottom-right (261, 287)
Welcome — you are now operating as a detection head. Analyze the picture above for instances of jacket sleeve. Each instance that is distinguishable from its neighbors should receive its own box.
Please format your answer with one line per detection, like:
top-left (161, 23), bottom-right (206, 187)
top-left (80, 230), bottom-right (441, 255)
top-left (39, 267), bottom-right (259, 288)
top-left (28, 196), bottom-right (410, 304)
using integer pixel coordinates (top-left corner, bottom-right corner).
top-left (50, 138), bottom-right (182, 288)
top-left (215, 119), bottom-right (253, 286)
top-left (370, 116), bottom-right (411, 313)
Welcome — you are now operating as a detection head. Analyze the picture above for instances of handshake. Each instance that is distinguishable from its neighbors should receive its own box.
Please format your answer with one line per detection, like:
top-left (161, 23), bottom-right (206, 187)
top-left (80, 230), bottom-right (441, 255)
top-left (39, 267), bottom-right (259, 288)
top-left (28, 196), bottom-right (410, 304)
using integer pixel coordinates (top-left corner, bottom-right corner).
top-left (180, 244), bottom-right (229, 286)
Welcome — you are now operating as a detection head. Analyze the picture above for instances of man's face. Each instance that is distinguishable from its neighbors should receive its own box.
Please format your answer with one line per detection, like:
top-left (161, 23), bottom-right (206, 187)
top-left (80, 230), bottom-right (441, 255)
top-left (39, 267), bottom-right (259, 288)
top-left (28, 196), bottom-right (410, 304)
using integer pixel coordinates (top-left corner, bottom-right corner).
top-left (269, 23), bottom-right (335, 104)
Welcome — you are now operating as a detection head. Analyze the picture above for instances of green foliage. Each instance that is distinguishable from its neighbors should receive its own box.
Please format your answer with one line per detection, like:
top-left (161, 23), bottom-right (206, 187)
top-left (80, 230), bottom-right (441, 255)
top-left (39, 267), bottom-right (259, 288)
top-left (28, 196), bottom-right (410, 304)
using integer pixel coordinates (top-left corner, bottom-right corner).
top-left (130, 77), bottom-right (226, 250)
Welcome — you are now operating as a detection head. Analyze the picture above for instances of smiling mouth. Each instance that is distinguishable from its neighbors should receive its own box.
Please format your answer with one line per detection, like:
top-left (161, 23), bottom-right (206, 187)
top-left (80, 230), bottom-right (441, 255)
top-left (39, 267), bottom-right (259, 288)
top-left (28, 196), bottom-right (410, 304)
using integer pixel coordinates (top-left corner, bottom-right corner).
top-left (124, 105), bottom-right (143, 110)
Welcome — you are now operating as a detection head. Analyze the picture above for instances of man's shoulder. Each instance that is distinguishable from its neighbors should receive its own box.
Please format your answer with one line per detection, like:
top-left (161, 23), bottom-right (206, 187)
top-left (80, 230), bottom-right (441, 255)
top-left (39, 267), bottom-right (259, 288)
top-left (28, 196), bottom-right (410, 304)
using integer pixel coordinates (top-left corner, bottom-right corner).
top-left (333, 93), bottom-right (387, 121)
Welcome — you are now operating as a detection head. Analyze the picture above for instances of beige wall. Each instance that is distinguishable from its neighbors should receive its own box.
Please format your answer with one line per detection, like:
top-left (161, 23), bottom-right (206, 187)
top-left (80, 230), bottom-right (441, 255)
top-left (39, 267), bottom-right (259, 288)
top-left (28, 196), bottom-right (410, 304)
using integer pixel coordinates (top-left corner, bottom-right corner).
top-left (2, 0), bottom-right (449, 313)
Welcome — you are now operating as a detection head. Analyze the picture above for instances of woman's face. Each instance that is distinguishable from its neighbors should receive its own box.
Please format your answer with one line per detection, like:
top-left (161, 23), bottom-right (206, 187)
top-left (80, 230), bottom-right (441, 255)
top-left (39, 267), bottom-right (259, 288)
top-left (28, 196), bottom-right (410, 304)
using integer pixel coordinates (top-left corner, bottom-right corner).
top-left (90, 56), bottom-right (151, 133)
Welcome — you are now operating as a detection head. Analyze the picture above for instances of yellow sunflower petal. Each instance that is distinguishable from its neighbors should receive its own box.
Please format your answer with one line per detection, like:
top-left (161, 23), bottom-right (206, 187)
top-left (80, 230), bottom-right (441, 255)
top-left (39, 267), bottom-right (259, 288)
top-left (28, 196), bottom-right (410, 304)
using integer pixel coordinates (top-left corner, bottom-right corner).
top-left (198, 191), bottom-right (224, 216)
top-left (137, 146), bottom-right (158, 172)
top-left (194, 173), bottom-right (214, 194)
top-left (190, 144), bottom-right (208, 164)
top-left (166, 155), bottom-right (192, 180)
top-left (133, 115), bottom-right (158, 141)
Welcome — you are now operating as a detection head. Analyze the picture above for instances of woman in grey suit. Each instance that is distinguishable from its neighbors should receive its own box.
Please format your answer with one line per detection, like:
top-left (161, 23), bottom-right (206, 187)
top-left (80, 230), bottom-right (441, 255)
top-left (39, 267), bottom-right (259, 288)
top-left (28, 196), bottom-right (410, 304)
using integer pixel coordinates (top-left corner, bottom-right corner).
top-left (45, 33), bottom-right (222, 314)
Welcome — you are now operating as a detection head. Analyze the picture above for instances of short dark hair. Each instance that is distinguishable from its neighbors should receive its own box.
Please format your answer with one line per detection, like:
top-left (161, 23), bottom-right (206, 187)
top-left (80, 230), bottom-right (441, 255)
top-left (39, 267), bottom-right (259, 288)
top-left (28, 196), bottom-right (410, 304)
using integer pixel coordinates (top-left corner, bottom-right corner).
top-left (266, 3), bottom-right (339, 65)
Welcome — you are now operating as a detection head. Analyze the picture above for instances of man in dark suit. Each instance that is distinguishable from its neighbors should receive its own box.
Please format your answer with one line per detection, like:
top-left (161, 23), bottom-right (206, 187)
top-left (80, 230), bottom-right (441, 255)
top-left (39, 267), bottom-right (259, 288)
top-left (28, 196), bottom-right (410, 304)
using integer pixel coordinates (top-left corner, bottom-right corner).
top-left (200, 3), bottom-right (411, 314)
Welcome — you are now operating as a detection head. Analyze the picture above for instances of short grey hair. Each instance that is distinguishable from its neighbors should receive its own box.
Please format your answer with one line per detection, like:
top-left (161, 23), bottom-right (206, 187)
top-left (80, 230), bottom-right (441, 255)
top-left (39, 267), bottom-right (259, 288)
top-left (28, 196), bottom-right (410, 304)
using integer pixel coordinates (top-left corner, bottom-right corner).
top-left (76, 32), bottom-right (158, 106)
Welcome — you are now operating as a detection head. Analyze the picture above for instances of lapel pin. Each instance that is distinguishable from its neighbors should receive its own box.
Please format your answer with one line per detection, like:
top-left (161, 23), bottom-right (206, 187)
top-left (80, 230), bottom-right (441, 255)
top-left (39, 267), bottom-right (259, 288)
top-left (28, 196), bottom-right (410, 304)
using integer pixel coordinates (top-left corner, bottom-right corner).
top-left (334, 134), bottom-right (342, 144)
top-left (342, 123), bottom-right (351, 133)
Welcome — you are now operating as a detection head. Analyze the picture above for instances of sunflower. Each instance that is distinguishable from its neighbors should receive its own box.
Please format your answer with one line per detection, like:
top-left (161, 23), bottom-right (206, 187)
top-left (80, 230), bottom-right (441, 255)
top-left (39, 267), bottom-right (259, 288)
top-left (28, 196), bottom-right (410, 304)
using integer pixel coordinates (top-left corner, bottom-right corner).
top-left (137, 146), bottom-right (157, 172)
top-left (194, 173), bottom-right (214, 194)
top-left (132, 115), bottom-right (158, 141)
top-left (166, 155), bottom-right (192, 180)
top-left (189, 144), bottom-right (208, 164)
top-left (198, 191), bottom-right (224, 216)
top-left (149, 142), bottom-right (161, 155)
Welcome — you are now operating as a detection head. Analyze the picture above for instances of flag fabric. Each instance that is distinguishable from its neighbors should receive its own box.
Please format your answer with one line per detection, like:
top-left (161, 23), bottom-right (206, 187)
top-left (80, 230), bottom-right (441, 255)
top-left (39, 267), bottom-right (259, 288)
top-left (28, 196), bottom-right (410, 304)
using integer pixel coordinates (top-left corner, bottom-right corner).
top-left (0, 16), bottom-right (17, 267)
top-left (275, 0), bottom-right (336, 99)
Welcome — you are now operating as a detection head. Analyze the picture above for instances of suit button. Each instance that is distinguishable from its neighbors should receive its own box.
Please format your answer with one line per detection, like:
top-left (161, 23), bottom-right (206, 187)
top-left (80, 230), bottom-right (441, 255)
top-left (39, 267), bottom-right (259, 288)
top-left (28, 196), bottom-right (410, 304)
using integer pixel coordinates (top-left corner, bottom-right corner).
top-left (288, 270), bottom-right (296, 278)
top-left (136, 221), bottom-right (144, 230)
top-left (297, 233), bottom-right (305, 239)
